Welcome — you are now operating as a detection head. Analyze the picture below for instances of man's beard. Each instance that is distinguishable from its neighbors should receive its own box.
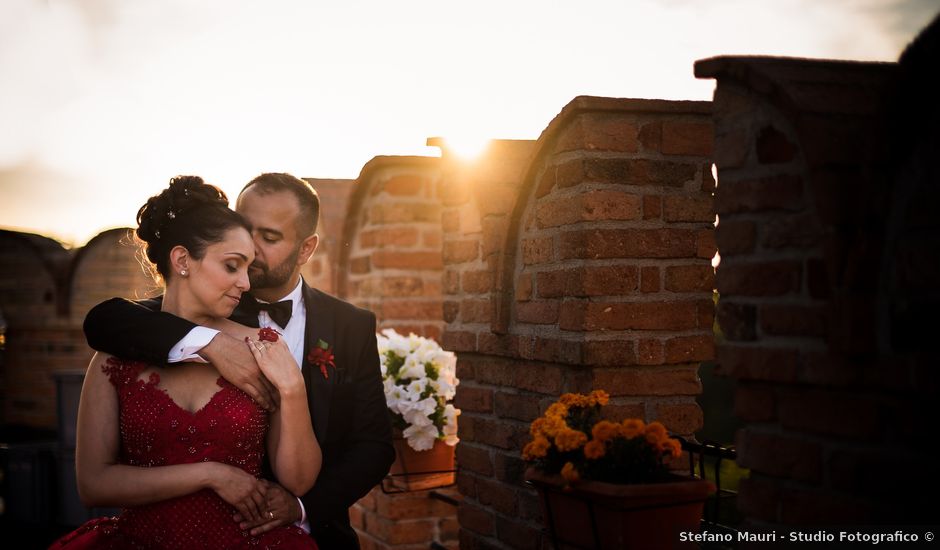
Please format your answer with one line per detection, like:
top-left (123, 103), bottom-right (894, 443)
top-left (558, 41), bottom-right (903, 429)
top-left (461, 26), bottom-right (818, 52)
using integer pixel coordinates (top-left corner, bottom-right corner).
top-left (249, 245), bottom-right (301, 290)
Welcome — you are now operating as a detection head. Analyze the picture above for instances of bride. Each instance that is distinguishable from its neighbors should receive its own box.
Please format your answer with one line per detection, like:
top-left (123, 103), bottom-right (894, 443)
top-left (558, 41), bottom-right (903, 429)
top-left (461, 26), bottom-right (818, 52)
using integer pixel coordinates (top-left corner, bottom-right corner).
top-left (51, 176), bottom-right (320, 549)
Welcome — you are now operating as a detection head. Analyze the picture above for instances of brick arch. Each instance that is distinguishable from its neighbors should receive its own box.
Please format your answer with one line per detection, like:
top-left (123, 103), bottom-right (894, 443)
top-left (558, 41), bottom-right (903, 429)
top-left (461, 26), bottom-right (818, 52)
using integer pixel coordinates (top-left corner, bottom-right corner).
top-left (0, 229), bottom-right (78, 427)
top-left (68, 228), bottom-right (157, 324)
top-left (491, 96), bottom-right (716, 375)
top-left (336, 156), bottom-right (445, 339)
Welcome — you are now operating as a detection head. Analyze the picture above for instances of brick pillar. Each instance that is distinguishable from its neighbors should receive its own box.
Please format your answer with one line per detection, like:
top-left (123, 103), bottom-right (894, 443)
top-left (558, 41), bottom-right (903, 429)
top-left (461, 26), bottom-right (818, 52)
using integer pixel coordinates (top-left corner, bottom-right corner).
top-left (338, 156), bottom-right (458, 549)
top-left (339, 157), bottom-right (445, 340)
top-left (442, 97), bottom-right (715, 549)
top-left (696, 51), bottom-right (936, 524)
top-left (301, 178), bottom-right (355, 295)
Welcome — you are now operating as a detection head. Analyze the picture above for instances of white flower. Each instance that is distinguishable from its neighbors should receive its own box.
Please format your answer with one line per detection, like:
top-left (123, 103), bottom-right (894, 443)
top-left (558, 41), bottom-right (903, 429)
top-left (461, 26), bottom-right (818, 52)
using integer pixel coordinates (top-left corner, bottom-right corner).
top-left (378, 328), bottom-right (461, 446)
top-left (403, 423), bottom-right (439, 451)
top-left (399, 355), bottom-right (427, 380)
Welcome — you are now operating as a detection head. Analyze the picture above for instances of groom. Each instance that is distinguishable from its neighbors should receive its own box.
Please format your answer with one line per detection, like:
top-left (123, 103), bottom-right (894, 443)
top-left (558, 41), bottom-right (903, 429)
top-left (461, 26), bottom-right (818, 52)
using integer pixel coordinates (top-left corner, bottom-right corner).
top-left (83, 173), bottom-right (394, 549)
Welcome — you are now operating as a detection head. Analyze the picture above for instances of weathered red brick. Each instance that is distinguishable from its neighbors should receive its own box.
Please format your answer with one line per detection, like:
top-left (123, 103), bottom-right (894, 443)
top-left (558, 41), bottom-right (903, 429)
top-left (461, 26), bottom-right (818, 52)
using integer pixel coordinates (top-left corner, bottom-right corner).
top-left (481, 217), bottom-right (508, 257)
top-left (717, 175), bottom-right (804, 214)
top-left (455, 385), bottom-right (494, 414)
top-left (638, 120), bottom-right (662, 151)
top-left (733, 383), bottom-right (777, 422)
top-left (662, 121), bottom-right (713, 156)
top-left (555, 158), bottom-right (698, 188)
top-left (459, 298), bottom-right (492, 324)
top-left (514, 363), bottom-right (564, 395)
top-left (665, 264), bottom-right (714, 292)
top-left (515, 301), bottom-right (559, 325)
top-left (372, 250), bottom-right (443, 270)
top-left (716, 260), bottom-right (802, 296)
top-left (350, 256), bottom-right (371, 274)
top-left (653, 401), bottom-right (703, 434)
top-left (716, 345), bottom-right (799, 382)
top-left (715, 219), bottom-right (756, 256)
top-left (664, 335), bottom-right (715, 364)
top-left (380, 299), bottom-right (443, 320)
top-left (640, 266), bottom-right (660, 293)
top-left (696, 228), bottom-right (717, 259)
top-left (455, 445), bottom-right (492, 480)
top-left (755, 124), bottom-right (797, 164)
top-left (663, 195), bottom-right (714, 222)
top-left (381, 175), bottom-right (425, 196)
top-left (494, 391), bottom-right (541, 422)
top-left (444, 240), bottom-right (479, 264)
top-left (760, 304), bottom-right (827, 337)
top-left (475, 478), bottom-right (519, 516)
top-left (370, 202), bottom-right (440, 224)
top-left (521, 237), bottom-right (553, 265)
top-left (555, 113), bottom-right (639, 153)
top-left (443, 270), bottom-right (459, 294)
top-left (534, 166), bottom-right (556, 199)
top-left (559, 229), bottom-right (698, 259)
top-left (559, 300), bottom-right (699, 331)
top-left (380, 276), bottom-right (425, 297)
top-left (638, 338), bottom-right (664, 365)
top-left (717, 300), bottom-right (757, 341)
top-left (515, 273), bottom-right (531, 302)
top-left (581, 339), bottom-right (637, 367)
top-left (457, 501), bottom-right (495, 536)
top-left (762, 212), bottom-right (823, 249)
top-left (593, 366), bottom-right (702, 396)
top-left (643, 195), bottom-right (662, 220)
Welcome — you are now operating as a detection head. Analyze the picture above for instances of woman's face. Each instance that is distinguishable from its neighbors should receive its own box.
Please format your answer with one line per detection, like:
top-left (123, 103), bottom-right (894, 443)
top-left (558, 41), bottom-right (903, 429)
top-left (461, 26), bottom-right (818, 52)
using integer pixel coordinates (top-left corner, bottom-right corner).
top-left (186, 227), bottom-right (255, 320)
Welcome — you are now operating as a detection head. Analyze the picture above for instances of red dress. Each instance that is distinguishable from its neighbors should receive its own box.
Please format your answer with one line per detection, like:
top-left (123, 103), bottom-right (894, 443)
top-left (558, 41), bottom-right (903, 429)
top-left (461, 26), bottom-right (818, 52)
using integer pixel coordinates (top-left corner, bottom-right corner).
top-left (50, 358), bottom-right (317, 550)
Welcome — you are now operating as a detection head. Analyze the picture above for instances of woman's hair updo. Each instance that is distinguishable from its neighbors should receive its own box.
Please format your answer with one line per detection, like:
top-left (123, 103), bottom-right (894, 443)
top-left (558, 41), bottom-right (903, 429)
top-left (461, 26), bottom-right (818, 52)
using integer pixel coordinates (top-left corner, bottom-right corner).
top-left (136, 176), bottom-right (251, 280)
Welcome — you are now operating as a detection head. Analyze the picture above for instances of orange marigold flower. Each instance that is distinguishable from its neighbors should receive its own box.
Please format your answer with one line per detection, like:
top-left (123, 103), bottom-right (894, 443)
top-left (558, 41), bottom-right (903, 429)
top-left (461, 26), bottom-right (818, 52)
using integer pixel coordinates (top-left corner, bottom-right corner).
top-left (583, 439), bottom-right (606, 460)
top-left (546, 402), bottom-right (569, 419)
top-left (590, 389), bottom-right (609, 406)
top-left (541, 415), bottom-right (566, 438)
top-left (530, 417), bottom-right (546, 436)
top-left (558, 393), bottom-right (579, 405)
top-left (645, 422), bottom-right (668, 449)
top-left (561, 461), bottom-right (580, 483)
top-left (663, 438), bottom-right (682, 459)
top-left (591, 420), bottom-right (620, 442)
top-left (522, 436), bottom-right (551, 460)
top-left (554, 429), bottom-right (588, 452)
top-left (621, 418), bottom-right (646, 438)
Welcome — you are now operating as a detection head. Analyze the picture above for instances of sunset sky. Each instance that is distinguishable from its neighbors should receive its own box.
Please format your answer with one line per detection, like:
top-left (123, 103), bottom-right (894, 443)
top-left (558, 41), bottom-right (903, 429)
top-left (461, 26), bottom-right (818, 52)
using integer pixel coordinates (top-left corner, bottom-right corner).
top-left (1, 0), bottom-right (936, 246)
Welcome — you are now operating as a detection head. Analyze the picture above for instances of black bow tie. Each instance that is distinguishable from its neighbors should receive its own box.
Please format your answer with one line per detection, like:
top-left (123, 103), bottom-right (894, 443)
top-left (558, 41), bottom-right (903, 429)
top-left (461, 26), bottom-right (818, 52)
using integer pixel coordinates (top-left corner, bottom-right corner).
top-left (240, 297), bottom-right (293, 328)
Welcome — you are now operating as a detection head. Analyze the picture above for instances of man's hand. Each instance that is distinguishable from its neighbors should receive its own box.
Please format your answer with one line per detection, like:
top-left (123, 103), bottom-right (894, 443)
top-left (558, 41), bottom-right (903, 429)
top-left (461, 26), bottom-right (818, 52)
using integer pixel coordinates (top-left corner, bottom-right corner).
top-left (201, 333), bottom-right (279, 410)
top-left (233, 480), bottom-right (302, 536)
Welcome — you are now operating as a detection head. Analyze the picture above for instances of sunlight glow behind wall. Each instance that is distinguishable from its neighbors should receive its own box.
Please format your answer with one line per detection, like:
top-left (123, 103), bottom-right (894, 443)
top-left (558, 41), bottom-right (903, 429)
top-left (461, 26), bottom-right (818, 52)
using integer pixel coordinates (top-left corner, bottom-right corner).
top-left (0, 0), bottom-right (934, 246)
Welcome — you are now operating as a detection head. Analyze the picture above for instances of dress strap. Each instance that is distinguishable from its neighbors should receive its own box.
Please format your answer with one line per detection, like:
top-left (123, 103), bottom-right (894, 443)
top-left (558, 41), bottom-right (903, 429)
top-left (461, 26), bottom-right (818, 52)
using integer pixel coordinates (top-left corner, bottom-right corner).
top-left (101, 356), bottom-right (147, 388)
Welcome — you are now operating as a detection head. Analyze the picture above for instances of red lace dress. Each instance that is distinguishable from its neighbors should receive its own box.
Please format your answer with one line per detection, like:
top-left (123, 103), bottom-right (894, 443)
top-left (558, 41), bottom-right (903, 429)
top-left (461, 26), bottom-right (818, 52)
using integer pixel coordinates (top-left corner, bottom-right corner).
top-left (50, 358), bottom-right (317, 550)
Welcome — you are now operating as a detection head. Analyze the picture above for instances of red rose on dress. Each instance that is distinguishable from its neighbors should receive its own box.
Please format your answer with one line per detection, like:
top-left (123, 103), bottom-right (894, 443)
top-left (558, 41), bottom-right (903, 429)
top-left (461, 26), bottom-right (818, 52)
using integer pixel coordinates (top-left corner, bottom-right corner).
top-left (257, 327), bottom-right (280, 343)
top-left (307, 339), bottom-right (335, 379)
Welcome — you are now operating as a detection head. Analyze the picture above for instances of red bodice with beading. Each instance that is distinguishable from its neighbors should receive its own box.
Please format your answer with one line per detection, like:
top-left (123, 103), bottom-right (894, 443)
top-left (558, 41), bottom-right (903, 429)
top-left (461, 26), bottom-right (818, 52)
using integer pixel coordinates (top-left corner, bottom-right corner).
top-left (50, 357), bottom-right (316, 550)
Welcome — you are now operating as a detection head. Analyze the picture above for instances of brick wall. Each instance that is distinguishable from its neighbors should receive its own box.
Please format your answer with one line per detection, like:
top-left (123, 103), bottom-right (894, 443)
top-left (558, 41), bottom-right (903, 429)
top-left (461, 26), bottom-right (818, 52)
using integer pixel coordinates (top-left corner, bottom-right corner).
top-left (0, 230), bottom-right (77, 427)
top-left (335, 156), bottom-right (462, 550)
top-left (442, 97), bottom-right (716, 549)
top-left (338, 157), bottom-right (445, 341)
top-left (696, 48), bottom-right (936, 524)
top-left (301, 178), bottom-right (355, 294)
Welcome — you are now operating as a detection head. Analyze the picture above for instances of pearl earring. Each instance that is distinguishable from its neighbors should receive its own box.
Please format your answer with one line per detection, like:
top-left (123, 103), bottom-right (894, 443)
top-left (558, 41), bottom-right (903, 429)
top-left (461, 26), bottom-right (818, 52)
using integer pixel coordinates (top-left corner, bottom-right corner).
top-left (180, 269), bottom-right (188, 276)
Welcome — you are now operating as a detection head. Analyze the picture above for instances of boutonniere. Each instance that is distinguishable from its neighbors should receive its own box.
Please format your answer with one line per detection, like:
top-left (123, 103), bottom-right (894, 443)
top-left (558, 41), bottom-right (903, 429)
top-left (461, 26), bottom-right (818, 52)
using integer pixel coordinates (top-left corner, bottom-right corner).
top-left (307, 339), bottom-right (335, 379)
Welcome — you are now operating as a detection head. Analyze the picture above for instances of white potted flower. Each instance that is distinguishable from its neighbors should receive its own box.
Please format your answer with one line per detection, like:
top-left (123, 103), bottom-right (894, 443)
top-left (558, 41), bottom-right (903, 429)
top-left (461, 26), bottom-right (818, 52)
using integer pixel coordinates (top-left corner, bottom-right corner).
top-left (377, 328), bottom-right (460, 490)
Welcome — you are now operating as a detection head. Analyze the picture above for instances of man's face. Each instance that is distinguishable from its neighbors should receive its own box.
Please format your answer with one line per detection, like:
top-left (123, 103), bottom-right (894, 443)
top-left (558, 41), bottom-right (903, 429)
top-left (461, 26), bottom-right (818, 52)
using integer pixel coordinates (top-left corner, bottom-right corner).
top-left (235, 187), bottom-right (308, 292)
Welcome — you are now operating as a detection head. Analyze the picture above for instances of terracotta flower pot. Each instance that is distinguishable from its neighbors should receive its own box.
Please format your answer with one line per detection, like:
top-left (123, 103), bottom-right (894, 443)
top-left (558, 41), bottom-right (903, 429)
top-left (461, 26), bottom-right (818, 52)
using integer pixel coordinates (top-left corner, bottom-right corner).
top-left (388, 438), bottom-right (456, 491)
top-left (525, 467), bottom-right (715, 549)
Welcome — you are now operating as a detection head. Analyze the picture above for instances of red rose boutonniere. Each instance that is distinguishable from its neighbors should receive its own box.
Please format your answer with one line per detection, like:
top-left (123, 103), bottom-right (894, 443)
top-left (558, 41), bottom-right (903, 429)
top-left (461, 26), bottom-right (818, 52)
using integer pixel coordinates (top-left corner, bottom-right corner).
top-left (307, 339), bottom-right (335, 379)
top-left (258, 327), bottom-right (280, 343)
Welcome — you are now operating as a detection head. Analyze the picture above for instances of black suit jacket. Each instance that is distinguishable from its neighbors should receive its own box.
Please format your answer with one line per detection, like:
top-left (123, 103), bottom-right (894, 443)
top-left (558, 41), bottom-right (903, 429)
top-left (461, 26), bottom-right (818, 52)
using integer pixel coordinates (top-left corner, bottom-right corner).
top-left (83, 283), bottom-right (395, 550)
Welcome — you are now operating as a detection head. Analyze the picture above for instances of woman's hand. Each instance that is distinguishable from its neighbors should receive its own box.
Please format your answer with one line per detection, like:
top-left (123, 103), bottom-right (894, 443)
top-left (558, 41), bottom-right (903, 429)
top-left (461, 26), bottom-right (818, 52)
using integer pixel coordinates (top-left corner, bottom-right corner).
top-left (245, 337), bottom-right (304, 394)
top-left (207, 462), bottom-right (268, 525)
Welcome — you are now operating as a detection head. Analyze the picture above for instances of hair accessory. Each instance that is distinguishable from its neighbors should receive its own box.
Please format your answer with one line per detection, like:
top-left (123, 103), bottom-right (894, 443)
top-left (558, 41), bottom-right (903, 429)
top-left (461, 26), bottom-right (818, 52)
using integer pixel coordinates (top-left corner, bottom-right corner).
top-left (154, 230), bottom-right (161, 239)
top-left (167, 210), bottom-right (176, 219)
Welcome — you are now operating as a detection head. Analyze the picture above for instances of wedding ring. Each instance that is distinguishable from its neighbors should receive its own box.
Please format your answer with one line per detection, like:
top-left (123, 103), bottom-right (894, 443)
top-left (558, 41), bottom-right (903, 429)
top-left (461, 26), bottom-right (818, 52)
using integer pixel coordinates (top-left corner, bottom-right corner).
top-left (254, 342), bottom-right (265, 352)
